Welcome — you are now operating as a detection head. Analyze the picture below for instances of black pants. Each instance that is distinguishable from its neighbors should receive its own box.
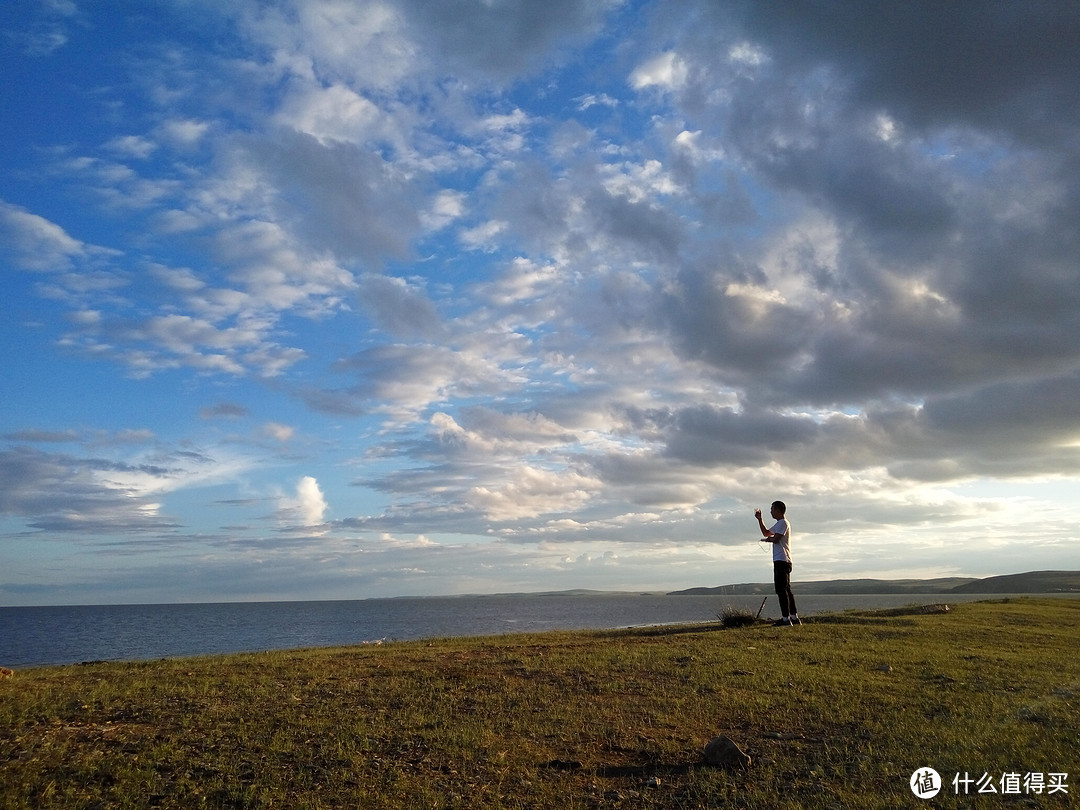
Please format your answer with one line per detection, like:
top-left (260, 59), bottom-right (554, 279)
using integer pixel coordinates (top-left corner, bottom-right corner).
top-left (773, 561), bottom-right (797, 617)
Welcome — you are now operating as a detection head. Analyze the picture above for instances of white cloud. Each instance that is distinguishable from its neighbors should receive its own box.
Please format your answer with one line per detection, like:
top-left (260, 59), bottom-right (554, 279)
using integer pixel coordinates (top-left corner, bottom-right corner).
top-left (467, 465), bottom-right (601, 522)
top-left (474, 257), bottom-right (562, 306)
top-left (459, 219), bottom-right (508, 251)
top-left (318, 342), bottom-right (522, 424)
top-left (296, 476), bottom-right (328, 526)
top-left (629, 51), bottom-right (688, 90)
top-left (673, 129), bottom-right (725, 162)
top-left (274, 476), bottom-right (329, 528)
top-left (276, 83), bottom-right (384, 145)
top-left (575, 93), bottom-right (619, 111)
top-left (10, 0), bottom-right (77, 57)
top-left (727, 41), bottom-right (767, 68)
top-left (421, 190), bottom-right (467, 232)
top-left (0, 202), bottom-right (89, 271)
top-left (104, 135), bottom-right (157, 159)
top-left (263, 422), bottom-right (294, 442)
top-left (158, 119), bottom-right (210, 147)
top-left (601, 158), bottom-right (681, 202)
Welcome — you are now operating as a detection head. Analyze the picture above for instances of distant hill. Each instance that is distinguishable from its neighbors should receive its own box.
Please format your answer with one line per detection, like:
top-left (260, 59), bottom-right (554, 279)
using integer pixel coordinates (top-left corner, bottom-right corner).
top-left (669, 570), bottom-right (1080, 596)
top-left (948, 570), bottom-right (1080, 594)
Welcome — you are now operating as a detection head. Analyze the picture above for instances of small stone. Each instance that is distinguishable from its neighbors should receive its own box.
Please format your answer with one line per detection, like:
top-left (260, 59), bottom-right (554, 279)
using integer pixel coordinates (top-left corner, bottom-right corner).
top-left (703, 736), bottom-right (751, 769)
top-left (875, 663), bottom-right (893, 673)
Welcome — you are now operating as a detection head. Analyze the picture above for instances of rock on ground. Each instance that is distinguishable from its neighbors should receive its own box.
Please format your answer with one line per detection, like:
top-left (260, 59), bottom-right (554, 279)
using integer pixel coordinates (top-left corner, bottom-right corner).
top-left (703, 736), bottom-right (751, 769)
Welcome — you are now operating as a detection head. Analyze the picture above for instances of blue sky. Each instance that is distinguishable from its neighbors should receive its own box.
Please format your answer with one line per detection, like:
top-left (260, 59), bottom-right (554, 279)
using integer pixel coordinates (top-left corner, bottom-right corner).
top-left (3, 1), bottom-right (1080, 605)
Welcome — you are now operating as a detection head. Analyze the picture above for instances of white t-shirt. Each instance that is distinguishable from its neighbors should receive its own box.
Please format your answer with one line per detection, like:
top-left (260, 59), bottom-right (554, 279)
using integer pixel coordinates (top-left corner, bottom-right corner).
top-left (770, 518), bottom-right (791, 564)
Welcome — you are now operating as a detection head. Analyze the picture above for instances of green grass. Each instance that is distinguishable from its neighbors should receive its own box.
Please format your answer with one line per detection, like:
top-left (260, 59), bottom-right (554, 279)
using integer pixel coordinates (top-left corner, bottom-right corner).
top-left (1, 598), bottom-right (1077, 809)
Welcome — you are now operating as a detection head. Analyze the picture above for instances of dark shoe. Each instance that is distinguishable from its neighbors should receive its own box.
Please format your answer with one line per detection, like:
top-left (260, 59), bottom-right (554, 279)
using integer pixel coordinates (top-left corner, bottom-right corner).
top-left (790, 616), bottom-right (802, 625)
top-left (773, 618), bottom-right (792, 626)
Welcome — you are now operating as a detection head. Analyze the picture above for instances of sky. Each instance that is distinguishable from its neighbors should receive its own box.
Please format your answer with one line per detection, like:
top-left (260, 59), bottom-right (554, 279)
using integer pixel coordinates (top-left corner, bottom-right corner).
top-left (2, 1), bottom-right (1080, 606)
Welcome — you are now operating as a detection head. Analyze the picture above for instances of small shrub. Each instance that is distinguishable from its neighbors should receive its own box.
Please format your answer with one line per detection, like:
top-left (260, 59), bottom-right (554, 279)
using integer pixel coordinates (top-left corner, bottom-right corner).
top-left (717, 605), bottom-right (757, 628)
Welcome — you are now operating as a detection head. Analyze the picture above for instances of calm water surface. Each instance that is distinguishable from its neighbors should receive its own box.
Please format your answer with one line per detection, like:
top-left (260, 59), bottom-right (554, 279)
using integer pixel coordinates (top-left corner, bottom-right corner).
top-left (0, 592), bottom-right (1040, 669)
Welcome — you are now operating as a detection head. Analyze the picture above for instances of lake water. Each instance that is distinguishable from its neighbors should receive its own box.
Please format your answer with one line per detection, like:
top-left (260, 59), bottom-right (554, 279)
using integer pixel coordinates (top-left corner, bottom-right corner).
top-left (0, 592), bottom-right (1045, 669)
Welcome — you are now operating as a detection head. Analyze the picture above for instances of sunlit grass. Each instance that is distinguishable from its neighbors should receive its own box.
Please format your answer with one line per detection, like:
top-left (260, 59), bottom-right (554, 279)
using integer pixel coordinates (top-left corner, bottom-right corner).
top-left (1, 598), bottom-right (1077, 808)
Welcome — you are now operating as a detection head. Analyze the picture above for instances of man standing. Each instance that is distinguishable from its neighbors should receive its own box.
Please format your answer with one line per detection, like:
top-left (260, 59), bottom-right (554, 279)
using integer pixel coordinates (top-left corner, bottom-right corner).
top-left (756, 501), bottom-right (800, 626)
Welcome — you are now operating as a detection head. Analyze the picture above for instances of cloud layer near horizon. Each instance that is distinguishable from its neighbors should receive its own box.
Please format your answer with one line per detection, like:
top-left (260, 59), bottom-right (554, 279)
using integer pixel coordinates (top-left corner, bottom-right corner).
top-left (2, 1), bottom-right (1079, 603)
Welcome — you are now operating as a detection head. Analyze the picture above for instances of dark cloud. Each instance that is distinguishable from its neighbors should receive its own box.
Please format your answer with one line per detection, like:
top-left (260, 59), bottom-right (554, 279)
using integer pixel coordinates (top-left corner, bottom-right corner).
top-left (585, 188), bottom-right (686, 263)
top-left (920, 371), bottom-right (1080, 450)
top-left (356, 274), bottom-right (444, 340)
top-left (3, 429), bottom-right (80, 443)
top-left (399, 0), bottom-right (619, 80)
top-left (0, 447), bottom-right (179, 535)
top-left (200, 402), bottom-right (250, 420)
top-left (622, 1), bottom-right (1080, 461)
top-left (736, 1), bottom-right (1080, 146)
top-left (659, 404), bottom-right (818, 467)
top-left (306, 343), bottom-right (515, 418)
top-left (657, 263), bottom-right (814, 381)
top-left (247, 129), bottom-right (421, 267)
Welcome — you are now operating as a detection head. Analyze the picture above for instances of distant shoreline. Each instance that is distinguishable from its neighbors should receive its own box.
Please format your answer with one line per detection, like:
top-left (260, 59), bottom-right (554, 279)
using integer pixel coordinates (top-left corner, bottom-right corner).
top-left (668, 569), bottom-right (1080, 596)
top-left (2, 570), bottom-right (1077, 610)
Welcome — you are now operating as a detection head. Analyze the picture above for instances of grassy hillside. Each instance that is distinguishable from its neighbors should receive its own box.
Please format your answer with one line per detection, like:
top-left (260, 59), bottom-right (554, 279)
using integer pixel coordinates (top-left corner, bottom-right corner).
top-left (949, 570), bottom-right (1080, 594)
top-left (1, 598), bottom-right (1077, 809)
